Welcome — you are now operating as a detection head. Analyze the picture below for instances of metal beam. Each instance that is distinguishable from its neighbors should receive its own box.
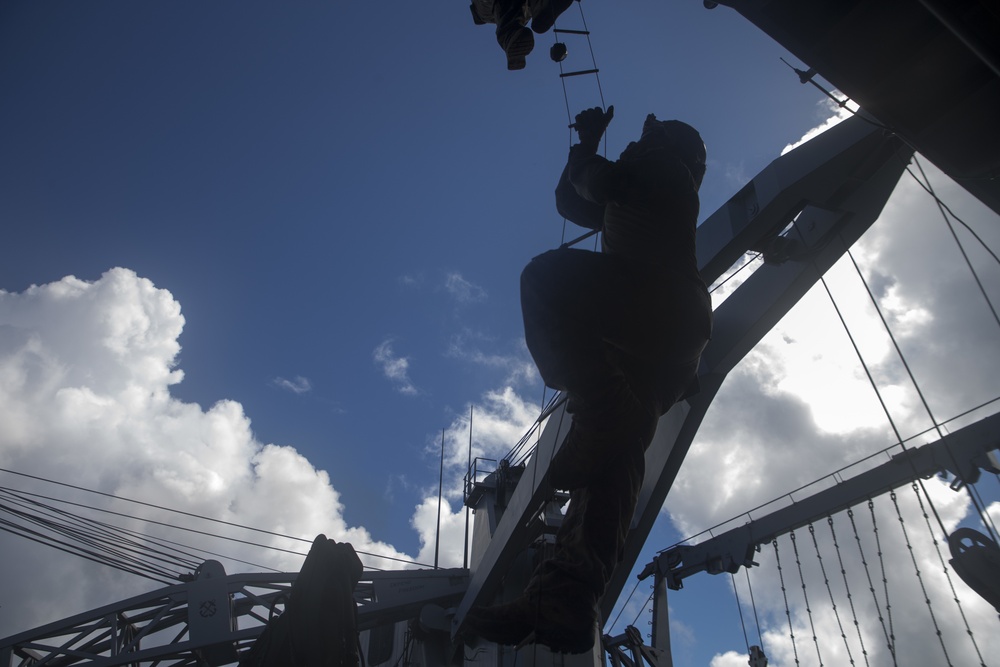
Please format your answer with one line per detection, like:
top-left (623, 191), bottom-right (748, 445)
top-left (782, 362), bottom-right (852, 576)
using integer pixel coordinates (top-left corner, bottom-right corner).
top-left (646, 410), bottom-right (1000, 590)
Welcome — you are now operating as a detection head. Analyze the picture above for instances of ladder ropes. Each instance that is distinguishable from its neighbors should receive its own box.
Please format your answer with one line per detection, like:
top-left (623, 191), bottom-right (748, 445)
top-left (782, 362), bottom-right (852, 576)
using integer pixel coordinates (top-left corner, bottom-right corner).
top-left (554, 0), bottom-right (607, 250)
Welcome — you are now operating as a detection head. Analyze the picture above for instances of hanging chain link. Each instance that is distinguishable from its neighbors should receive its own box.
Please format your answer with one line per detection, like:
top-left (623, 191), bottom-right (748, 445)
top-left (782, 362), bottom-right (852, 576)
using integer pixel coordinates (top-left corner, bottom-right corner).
top-left (809, 522), bottom-right (855, 665)
top-left (868, 498), bottom-right (897, 661)
top-left (773, 538), bottom-right (801, 666)
top-left (851, 504), bottom-right (896, 666)
top-left (829, 515), bottom-right (869, 666)
top-left (791, 529), bottom-right (824, 666)
top-left (910, 482), bottom-right (986, 666)
top-left (891, 489), bottom-right (953, 666)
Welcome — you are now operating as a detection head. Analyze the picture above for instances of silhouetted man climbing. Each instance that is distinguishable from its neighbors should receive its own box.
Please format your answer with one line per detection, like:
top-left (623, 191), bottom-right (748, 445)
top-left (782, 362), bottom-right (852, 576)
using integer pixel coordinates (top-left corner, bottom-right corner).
top-left (470, 0), bottom-right (574, 70)
top-left (465, 106), bottom-right (713, 653)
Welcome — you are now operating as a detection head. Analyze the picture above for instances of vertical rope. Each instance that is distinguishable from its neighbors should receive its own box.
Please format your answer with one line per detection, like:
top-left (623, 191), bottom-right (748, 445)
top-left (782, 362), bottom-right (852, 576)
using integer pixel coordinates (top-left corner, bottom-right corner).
top-left (910, 156), bottom-right (1000, 330)
top-left (814, 216), bottom-right (997, 576)
top-left (555, 0), bottom-right (606, 247)
top-left (809, 522), bottom-right (854, 665)
top-left (969, 481), bottom-right (1000, 542)
top-left (890, 489), bottom-right (952, 666)
top-left (909, 482), bottom-right (986, 666)
top-left (745, 566), bottom-right (765, 650)
top-left (842, 244), bottom-right (960, 533)
top-left (791, 529), bottom-right (824, 666)
top-left (828, 515), bottom-right (869, 666)
top-left (868, 499), bottom-right (897, 661)
top-left (773, 538), bottom-right (801, 666)
top-left (812, 269), bottom-right (905, 446)
top-left (575, 3), bottom-right (606, 112)
top-left (731, 572), bottom-right (753, 656)
top-left (849, 505), bottom-right (896, 665)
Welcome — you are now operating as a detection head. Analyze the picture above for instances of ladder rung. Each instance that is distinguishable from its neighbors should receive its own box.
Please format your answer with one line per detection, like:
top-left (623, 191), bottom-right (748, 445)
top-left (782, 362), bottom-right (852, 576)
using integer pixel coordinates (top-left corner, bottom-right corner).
top-left (553, 28), bottom-right (590, 35)
top-left (559, 68), bottom-right (599, 78)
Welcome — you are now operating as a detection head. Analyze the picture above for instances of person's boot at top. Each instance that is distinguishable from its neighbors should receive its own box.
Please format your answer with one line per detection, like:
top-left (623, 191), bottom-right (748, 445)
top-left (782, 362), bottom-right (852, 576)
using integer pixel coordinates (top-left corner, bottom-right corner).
top-left (470, 0), bottom-right (574, 70)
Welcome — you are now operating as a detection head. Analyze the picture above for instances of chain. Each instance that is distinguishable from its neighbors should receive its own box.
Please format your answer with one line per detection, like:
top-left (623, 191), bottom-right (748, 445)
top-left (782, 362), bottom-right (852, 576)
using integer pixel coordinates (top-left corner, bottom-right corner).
top-left (910, 482), bottom-right (985, 666)
top-left (868, 499), bottom-right (897, 661)
top-left (791, 529), bottom-right (824, 666)
top-left (891, 489), bottom-right (952, 666)
top-left (810, 523), bottom-right (854, 665)
top-left (850, 505), bottom-right (896, 666)
top-left (773, 539), bottom-right (801, 666)
top-left (829, 515), bottom-right (868, 666)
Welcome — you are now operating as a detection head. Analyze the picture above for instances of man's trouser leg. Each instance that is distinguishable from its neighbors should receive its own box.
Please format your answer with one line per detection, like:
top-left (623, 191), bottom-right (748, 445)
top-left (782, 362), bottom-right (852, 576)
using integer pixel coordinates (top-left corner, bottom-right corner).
top-left (532, 429), bottom-right (645, 593)
top-left (517, 426), bottom-right (647, 651)
top-left (521, 248), bottom-right (665, 487)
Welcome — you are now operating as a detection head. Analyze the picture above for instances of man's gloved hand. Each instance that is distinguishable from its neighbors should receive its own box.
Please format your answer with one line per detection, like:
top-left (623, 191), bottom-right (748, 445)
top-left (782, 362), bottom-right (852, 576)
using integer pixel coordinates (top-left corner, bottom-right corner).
top-left (572, 105), bottom-right (614, 149)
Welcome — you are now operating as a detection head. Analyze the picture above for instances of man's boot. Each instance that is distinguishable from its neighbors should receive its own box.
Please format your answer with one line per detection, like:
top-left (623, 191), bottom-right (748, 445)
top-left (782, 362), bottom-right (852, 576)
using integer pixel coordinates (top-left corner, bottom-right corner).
top-left (469, 0), bottom-right (534, 69)
top-left (527, 0), bottom-right (574, 34)
top-left (498, 25), bottom-right (534, 70)
top-left (499, 1), bottom-right (533, 70)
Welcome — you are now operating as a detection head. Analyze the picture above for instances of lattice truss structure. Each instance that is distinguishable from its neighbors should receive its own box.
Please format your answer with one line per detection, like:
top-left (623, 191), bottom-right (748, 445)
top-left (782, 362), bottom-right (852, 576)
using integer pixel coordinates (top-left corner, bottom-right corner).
top-left (0, 565), bottom-right (469, 667)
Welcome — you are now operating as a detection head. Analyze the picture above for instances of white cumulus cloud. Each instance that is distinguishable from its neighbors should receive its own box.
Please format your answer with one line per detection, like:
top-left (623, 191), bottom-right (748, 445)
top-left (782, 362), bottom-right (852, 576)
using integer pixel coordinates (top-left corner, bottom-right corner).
top-left (0, 269), bottom-right (424, 637)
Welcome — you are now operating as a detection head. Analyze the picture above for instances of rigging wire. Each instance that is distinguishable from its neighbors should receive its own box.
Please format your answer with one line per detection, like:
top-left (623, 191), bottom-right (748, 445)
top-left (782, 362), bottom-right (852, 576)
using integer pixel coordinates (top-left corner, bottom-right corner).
top-left (730, 572), bottom-right (753, 657)
top-left (890, 489), bottom-right (953, 666)
top-left (745, 566), bottom-right (765, 651)
top-left (909, 482), bottom-right (986, 666)
top-left (0, 467), bottom-right (433, 570)
top-left (610, 577), bottom-right (643, 629)
top-left (867, 499), bottom-right (898, 664)
top-left (783, 58), bottom-right (1000, 270)
top-left (910, 155), bottom-right (1000, 329)
top-left (827, 516), bottom-right (868, 666)
top-left (2, 483), bottom-right (310, 559)
top-left (0, 489), bottom-right (196, 576)
top-left (0, 485), bottom-right (282, 577)
top-left (808, 523), bottom-right (854, 665)
top-left (0, 519), bottom-right (176, 586)
top-left (904, 158), bottom-right (1000, 269)
top-left (708, 252), bottom-right (764, 295)
top-left (630, 590), bottom-right (655, 629)
top-left (969, 481), bottom-right (1000, 540)
top-left (812, 262), bottom-right (904, 446)
top-left (848, 505), bottom-right (896, 666)
top-left (0, 492), bottom-right (188, 577)
top-left (792, 186), bottom-right (996, 547)
top-left (505, 390), bottom-right (564, 466)
top-left (842, 243), bottom-right (999, 541)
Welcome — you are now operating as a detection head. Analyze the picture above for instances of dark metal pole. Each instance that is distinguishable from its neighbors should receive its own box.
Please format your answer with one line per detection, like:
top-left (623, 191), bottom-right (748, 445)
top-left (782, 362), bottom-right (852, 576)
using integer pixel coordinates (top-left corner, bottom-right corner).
top-left (435, 428), bottom-right (444, 569)
top-left (464, 406), bottom-right (473, 570)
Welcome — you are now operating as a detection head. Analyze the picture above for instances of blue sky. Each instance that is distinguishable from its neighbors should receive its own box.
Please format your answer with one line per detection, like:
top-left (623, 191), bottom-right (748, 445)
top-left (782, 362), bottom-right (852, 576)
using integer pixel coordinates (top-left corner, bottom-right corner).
top-left (0, 0), bottom-right (826, 548)
top-left (2, 2), bottom-right (1000, 665)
